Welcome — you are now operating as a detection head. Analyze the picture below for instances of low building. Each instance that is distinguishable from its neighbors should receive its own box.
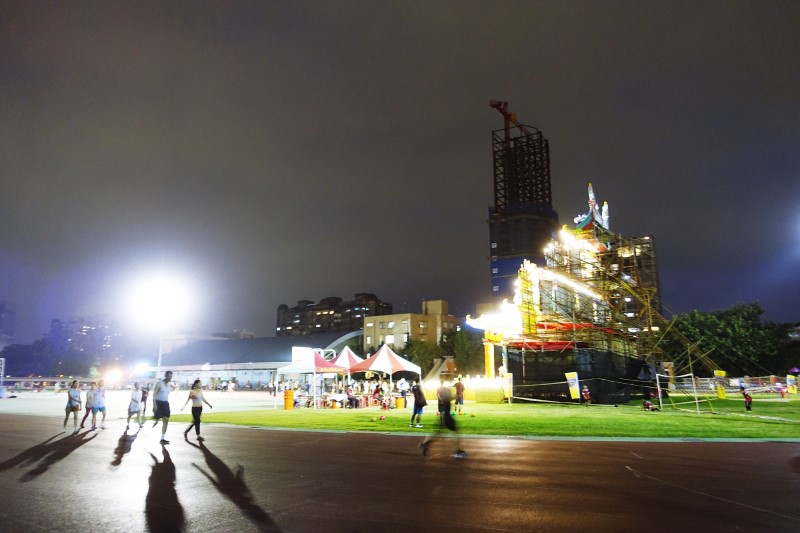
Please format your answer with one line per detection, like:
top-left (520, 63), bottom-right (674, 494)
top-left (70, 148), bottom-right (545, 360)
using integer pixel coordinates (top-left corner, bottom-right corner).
top-left (152, 331), bottom-right (361, 388)
top-left (362, 300), bottom-right (462, 354)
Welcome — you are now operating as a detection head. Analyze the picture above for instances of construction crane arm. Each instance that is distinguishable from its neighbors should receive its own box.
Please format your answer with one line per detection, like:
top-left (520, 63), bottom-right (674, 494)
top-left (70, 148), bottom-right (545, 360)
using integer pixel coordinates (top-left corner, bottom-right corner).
top-left (489, 99), bottom-right (533, 137)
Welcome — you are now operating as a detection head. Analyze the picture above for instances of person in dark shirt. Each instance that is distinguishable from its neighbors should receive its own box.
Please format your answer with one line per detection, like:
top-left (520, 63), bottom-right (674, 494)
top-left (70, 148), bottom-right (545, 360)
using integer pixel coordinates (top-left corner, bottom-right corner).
top-left (454, 377), bottom-right (465, 414)
top-left (420, 379), bottom-right (465, 458)
top-left (409, 380), bottom-right (427, 427)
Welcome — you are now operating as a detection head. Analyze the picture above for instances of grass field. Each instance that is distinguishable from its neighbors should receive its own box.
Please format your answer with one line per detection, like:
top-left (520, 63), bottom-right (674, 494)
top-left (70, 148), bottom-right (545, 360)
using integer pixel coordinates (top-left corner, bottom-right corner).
top-left (169, 394), bottom-right (800, 439)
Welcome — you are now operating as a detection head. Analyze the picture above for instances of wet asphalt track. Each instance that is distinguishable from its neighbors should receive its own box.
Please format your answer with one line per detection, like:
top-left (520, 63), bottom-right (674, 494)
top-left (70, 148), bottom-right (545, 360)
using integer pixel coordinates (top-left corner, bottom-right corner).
top-left (0, 391), bottom-right (798, 532)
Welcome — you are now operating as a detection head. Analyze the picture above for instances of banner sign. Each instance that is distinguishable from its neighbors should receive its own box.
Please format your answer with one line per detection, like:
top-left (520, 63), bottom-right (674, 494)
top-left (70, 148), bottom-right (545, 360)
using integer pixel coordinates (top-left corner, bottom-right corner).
top-left (713, 369), bottom-right (727, 399)
top-left (787, 375), bottom-right (797, 395)
top-left (565, 372), bottom-right (580, 400)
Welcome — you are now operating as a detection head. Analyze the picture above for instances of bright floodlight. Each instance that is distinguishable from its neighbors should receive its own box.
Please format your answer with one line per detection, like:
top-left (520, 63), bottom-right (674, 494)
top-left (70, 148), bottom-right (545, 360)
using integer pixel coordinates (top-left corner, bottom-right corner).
top-left (104, 368), bottom-right (123, 384)
top-left (124, 272), bottom-right (194, 332)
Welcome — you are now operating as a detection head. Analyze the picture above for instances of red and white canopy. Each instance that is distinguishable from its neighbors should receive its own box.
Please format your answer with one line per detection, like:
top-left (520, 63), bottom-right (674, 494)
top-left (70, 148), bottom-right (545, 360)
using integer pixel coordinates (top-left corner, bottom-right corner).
top-left (278, 351), bottom-right (345, 374)
top-left (349, 344), bottom-right (421, 377)
top-left (331, 346), bottom-right (364, 372)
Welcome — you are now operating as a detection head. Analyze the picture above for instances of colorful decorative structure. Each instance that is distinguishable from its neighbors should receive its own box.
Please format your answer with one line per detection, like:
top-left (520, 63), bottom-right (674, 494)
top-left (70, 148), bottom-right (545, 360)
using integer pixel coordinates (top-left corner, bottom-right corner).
top-left (469, 183), bottom-right (665, 403)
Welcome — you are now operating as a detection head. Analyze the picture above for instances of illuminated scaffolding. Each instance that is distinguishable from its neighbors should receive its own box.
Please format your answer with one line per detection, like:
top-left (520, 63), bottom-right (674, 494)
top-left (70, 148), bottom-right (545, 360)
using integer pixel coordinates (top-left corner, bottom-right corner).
top-left (471, 183), bottom-right (719, 402)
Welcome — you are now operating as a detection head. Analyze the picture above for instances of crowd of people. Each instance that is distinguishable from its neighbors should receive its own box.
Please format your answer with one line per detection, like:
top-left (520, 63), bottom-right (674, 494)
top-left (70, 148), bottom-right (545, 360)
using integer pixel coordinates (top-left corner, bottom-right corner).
top-left (58, 371), bottom-right (214, 445)
top-left (56, 371), bottom-right (474, 459)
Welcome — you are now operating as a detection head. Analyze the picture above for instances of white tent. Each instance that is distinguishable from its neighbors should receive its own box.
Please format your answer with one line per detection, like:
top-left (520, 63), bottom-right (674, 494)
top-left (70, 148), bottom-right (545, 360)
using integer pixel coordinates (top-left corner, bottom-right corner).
top-left (350, 344), bottom-right (422, 386)
top-left (277, 350), bottom-right (345, 409)
top-left (331, 346), bottom-right (364, 379)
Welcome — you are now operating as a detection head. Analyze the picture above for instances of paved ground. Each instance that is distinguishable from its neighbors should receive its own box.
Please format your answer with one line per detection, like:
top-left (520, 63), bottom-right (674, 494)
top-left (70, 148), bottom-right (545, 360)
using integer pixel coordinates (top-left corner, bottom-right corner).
top-left (1, 391), bottom-right (799, 532)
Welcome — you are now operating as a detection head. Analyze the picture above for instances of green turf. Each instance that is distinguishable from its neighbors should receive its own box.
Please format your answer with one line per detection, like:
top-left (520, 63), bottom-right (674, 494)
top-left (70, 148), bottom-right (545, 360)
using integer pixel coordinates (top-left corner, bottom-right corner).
top-left (169, 394), bottom-right (800, 439)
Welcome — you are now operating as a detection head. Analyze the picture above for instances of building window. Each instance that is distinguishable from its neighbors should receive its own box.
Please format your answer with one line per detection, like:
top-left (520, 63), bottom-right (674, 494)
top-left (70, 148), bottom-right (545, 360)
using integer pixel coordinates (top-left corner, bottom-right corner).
top-left (379, 322), bottom-right (385, 329)
top-left (366, 322), bottom-right (373, 327)
top-left (386, 334), bottom-right (395, 344)
top-left (419, 321), bottom-right (426, 329)
top-left (387, 321), bottom-right (395, 328)
top-left (366, 336), bottom-right (371, 345)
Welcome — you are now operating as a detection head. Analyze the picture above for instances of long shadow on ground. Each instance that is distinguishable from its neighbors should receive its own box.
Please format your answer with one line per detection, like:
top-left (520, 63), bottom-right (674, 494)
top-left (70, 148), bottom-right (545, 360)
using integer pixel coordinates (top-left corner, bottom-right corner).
top-left (0, 431), bottom-right (98, 482)
top-left (187, 439), bottom-right (281, 532)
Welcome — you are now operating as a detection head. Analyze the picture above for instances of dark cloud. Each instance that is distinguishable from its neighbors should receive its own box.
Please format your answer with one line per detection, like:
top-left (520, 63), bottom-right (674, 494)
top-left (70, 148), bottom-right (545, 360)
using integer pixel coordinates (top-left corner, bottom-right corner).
top-left (1, 1), bottom-right (798, 342)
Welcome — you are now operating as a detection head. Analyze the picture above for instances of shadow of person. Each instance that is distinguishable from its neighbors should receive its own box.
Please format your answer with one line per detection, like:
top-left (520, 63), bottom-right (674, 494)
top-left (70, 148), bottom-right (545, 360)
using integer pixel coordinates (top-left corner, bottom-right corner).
top-left (110, 428), bottom-right (139, 467)
top-left (145, 446), bottom-right (186, 533)
top-left (0, 434), bottom-right (63, 473)
top-left (18, 432), bottom-right (98, 482)
top-left (186, 440), bottom-right (281, 531)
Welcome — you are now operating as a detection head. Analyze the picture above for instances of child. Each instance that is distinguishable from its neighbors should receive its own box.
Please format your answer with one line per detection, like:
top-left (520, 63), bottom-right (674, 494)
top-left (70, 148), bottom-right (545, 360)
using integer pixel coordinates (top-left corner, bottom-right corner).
top-left (743, 391), bottom-right (753, 411)
top-left (582, 386), bottom-right (592, 406)
top-left (643, 399), bottom-right (659, 412)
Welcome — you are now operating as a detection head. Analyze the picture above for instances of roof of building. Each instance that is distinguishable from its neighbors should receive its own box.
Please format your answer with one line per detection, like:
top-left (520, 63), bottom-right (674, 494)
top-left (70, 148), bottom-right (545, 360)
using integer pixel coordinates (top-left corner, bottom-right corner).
top-left (161, 331), bottom-right (359, 367)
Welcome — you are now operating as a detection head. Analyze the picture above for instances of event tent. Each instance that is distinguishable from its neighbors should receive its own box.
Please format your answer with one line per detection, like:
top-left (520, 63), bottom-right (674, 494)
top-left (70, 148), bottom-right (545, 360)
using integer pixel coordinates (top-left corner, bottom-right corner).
top-left (278, 351), bottom-right (345, 375)
top-left (277, 351), bottom-right (345, 409)
top-left (349, 344), bottom-right (422, 380)
top-left (331, 346), bottom-right (364, 377)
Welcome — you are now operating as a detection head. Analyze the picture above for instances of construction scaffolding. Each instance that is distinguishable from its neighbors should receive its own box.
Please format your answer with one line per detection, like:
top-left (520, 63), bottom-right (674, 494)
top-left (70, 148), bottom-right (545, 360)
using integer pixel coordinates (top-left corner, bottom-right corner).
top-left (488, 100), bottom-right (559, 300)
top-left (473, 183), bottom-right (721, 403)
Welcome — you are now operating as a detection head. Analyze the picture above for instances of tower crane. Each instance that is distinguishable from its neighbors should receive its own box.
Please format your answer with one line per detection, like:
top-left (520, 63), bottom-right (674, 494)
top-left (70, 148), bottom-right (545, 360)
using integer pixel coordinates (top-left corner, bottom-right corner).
top-left (489, 99), bottom-right (535, 139)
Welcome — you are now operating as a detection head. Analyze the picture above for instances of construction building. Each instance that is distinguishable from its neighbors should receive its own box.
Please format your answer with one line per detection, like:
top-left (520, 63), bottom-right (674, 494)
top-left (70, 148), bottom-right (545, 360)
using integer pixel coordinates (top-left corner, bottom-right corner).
top-left (276, 293), bottom-right (392, 337)
top-left (487, 100), bottom-right (560, 300)
top-left (471, 101), bottom-right (669, 403)
top-left (471, 182), bottom-right (666, 403)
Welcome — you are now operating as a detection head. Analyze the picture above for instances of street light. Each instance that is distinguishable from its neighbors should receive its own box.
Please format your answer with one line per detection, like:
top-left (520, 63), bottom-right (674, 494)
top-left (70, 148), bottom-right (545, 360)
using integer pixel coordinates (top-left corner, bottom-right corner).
top-left (123, 271), bottom-right (194, 376)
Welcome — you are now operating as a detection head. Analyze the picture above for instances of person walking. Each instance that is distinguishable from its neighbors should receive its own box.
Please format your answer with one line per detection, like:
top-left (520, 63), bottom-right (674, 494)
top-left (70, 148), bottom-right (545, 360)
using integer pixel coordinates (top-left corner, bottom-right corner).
top-left (141, 385), bottom-right (150, 421)
top-left (181, 379), bottom-right (213, 441)
top-left (80, 382), bottom-right (96, 429)
top-left (63, 380), bottom-right (82, 434)
top-left (91, 379), bottom-right (107, 430)
top-left (127, 382), bottom-right (144, 430)
top-left (152, 371), bottom-right (174, 444)
top-left (409, 380), bottom-right (427, 428)
top-left (420, 379), bottom-right (465, 458)
top-left (454, 377), bottom-right (465, 414)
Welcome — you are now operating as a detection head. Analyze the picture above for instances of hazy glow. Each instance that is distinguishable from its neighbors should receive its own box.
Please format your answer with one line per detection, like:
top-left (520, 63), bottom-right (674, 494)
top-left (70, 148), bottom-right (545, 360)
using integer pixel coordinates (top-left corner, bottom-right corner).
top-left (124, 271), bottom-right (194, 332)
top-left (466, 299), bottom-right (522, 337)
top-left (539, 268), bottom-right (603, 301)
top-left (133, 362), bottom-right (150, 375)
top-left (104, 368), bottom-right (123, 384)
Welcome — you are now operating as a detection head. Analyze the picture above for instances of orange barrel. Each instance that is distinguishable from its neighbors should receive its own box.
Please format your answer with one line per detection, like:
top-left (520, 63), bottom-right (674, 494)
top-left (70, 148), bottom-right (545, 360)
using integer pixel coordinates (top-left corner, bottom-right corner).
top-left (284, 389), bottom-right (294, 410)
top-left (395, 397), bottom-right (405, 409)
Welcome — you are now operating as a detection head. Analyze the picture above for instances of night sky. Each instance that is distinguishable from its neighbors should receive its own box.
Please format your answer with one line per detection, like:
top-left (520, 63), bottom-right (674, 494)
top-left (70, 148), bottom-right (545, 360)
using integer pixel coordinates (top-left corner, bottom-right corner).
top-left (2, 2), bottom-right (798, 343)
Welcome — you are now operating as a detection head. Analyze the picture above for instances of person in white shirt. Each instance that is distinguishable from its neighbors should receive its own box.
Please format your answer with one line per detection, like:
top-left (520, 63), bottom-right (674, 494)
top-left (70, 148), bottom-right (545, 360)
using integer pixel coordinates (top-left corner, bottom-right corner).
top-left (91, 379), bottom-right (107, 430)
top-left (181, 379), bottom-right (213, 441)
top-left (151, 371), bottom-right (173, 444)
top-left (63, 380), bottom-right (82, 435)
top-left (127, 382), bottom-right (144, 430)
top-left (80, 382), bottom-right (96, 429)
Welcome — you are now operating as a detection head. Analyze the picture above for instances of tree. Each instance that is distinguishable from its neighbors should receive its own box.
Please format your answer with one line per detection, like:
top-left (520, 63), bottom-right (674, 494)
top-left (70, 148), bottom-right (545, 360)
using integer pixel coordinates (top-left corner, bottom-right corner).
top-left (449, 328), bottom-right (485, 376)
top-left (402, 339), bottom-right (444, 376)
top-left (765, 322), bottom-right (800, 375)
top-left (1, 340), bottom-right (56, 375)
top-left (657, 303), bottom-right (781, 376)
